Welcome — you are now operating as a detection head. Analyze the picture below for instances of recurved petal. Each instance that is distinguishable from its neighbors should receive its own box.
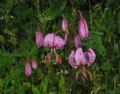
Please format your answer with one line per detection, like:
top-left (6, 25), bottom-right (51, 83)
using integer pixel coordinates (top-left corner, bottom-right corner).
top-left (87, 48), bottom-right (96, 66)
top-left (69, 50), bottom-right (78, 68)
top-left (44, 33), bottom-right (54, 48)
top-left (75, 48), bottom-right (86, 66)
top-left (54, 36), bottom-right (65, 49)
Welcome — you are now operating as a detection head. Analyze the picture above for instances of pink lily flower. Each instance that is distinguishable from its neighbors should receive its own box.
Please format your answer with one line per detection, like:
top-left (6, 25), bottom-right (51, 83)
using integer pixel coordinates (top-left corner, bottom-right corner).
top-left (69, 48), bottom-right (86, 68)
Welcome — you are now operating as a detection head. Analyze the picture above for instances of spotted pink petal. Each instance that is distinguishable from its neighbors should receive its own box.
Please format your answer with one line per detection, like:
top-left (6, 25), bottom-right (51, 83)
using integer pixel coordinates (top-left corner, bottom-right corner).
top-left (54, 36), bottom-right (65, 49)
top-left (25, 63), bottom-right (32, 77)
top-left (75, 48), bottom-right (86, 66)
top-left (68, 50), bottom-right (78, 68)
top-left (86, 48), bottom-right (96, 66)
top-left (44, 33), bottom-right (54, 48)
top-left (36, 31), bottom-right (44, 48)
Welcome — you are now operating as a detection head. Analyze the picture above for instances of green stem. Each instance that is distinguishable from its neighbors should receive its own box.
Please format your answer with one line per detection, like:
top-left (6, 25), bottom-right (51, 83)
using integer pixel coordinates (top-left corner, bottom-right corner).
top-left (106, 72), bottom-right (107, 94)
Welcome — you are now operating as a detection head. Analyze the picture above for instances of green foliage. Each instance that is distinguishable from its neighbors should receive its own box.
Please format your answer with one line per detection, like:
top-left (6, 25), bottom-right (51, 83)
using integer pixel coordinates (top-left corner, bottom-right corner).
top-left (0, 0), bottom-right (120, 94)
top-left (40, 0), bottom-right (67, 22)
top-left (59, 76), bottom-right (66, 94)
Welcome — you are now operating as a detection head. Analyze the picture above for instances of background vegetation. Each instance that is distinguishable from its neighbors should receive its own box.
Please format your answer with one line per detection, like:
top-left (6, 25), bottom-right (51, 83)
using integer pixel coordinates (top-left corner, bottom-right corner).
top-left (0, 0), bottom-right (120, 94)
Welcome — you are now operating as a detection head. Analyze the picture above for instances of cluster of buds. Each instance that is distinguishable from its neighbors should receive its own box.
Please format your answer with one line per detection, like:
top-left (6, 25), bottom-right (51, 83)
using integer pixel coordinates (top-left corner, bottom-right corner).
top-left (24, 57), bottom-right (37, 77)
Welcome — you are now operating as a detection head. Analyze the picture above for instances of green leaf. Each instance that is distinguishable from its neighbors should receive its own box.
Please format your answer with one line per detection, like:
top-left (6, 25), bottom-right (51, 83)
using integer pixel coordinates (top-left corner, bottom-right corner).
top-left (40, 76), bottom-right (49, 93)
top-left (85, 31), bottom-right (106, 56)
top-left (23, 82), bottom-right (40, 94)
top-left (0, 50), bottom-right (14, 68)
top-left (59, 76), bottom-right (66, 94)
top-left (40, 0), bottom-right (67, 22)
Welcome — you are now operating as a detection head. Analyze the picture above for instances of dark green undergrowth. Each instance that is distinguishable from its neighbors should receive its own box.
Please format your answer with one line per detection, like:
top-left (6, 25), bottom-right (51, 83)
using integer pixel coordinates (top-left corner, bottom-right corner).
top-left (0, 0), bottom-right (120, 94)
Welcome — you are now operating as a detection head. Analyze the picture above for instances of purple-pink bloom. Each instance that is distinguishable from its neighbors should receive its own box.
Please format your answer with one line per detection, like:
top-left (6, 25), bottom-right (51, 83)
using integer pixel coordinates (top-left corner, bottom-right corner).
top-left (54, 36), bottom-right (65, 49)
top-left (68, 48), bottom-right (86, 68)
top-left (32, 59), bottom-right (37, 69)
top-left (62, 16), bottom-right (68, 32)
top-left (75, 48), bottom-right (86, 66)
top-left (25, 62), bottom-right (32, 77)
top-left (44, 33), bottom-right (55, 48)
top-left (84, 48), bottom-right (96, 66)
top-left (44, 33), bottom-right (66, 49)
top-left (78, 13), bottom-right (89, 40)
top-left (74, 34), bottom-right (81, 48)
top-left (68, 50), bottom-right (78, 69)
top-left (36, 31), bottom-right (44, 48)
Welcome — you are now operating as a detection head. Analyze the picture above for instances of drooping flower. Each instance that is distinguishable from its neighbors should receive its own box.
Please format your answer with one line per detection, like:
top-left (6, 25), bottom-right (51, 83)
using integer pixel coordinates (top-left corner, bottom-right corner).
top-left (68, 48), bottom-right (86, 68)
top-left (54, 36), bottom-right (65, 49)
top-left (44, 33), bottom-right (66, 49)
top-left (78, 12), bottom-right (89, 40)
top-left (25, 62), bottom-right (32, 77)
top-left (74, 34), bottom-right (81, 48)
top-left (84, 48), bottom-right (96, 66)
top-left (44, 33), bottom-right (66, 64)
top-left (62, 16), bottom-right (68, 32)
top-left (68, 50), bottom-right (78, 68)
top-left (44, 33), bottom-right (55, 48)
top-left (75, 48), bottom-right (86, 66)
top-left (32, 59), bottom-right (37, 69)
top-left (35, 27), bottom-right (44, 48)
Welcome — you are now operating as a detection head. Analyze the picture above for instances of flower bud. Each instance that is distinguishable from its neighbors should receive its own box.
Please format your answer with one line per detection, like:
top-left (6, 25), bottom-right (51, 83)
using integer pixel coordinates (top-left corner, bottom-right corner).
top-left (45, 51), bottom-right (53, 64)
top-left (74, 34), bottom-right (81, 48)
top-left (35, 31), bottom-right (44, 48)
top-left (62, 16), bottom-right (68, 32)
top-left (56, 53), bottom-right (62, 64)
top-left (32, 59), bottom-right (37, 69)
top-left (25, 62), bottom-right (32, 77)
top-left (78, 12), bottom-right (89, 40)
top-left (75, 48), bottom-right (86, 66)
